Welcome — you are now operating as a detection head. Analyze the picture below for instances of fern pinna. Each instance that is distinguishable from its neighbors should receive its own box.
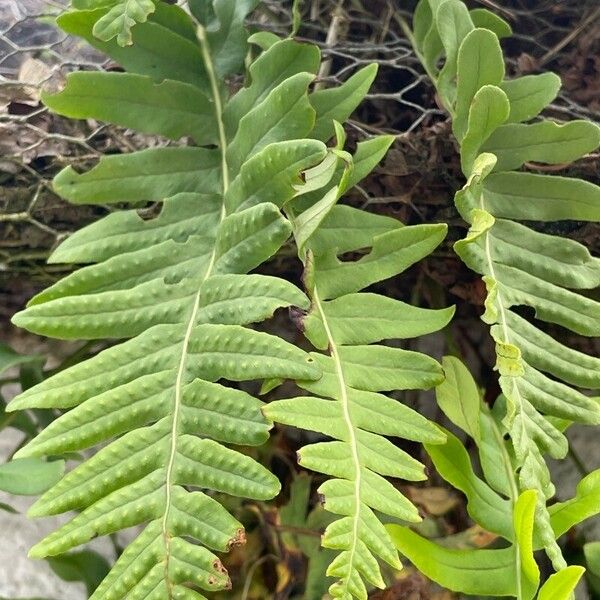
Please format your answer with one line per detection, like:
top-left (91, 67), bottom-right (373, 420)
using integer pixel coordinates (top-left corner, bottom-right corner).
top-left (265, 131), bottom-right (455, 598)
top-left (410, 0), bottom-right (600, 575)
top-left (7, 2), bottom-right (378, 598)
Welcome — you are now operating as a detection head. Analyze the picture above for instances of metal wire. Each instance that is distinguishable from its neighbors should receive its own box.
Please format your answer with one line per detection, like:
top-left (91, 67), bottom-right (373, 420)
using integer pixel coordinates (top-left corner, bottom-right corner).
top-left (1, 0), bottom-right (147, 315)
top-left (1, 0), bottom-right (598, 318)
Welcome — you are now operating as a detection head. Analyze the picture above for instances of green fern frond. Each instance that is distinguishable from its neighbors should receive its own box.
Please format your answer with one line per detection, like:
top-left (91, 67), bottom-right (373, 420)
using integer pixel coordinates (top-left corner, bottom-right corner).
top-left (391, 357), bottom-right (600, 598)
top-left (265, 136), bottom-right (454, 599)
top-left (411, 0), bottom-right (600, 570)
top-left (4, 5), bottom-right (381, 596)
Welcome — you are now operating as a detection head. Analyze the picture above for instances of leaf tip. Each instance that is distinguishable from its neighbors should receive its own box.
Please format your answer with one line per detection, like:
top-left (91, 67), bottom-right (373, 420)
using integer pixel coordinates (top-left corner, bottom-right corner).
top-left (28, 542), bottom-right (48, 559)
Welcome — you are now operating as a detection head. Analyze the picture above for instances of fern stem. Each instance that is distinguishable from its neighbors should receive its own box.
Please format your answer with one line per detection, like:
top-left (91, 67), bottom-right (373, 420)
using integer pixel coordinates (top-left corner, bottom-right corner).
top-left (478, 203), bottom-right (529, 461)
top-left (312, 284), bottom-right (362, 593)
top-left (478, 196), bottom-right (526, 600)
top-left (477, 195), bottom-right (527, 451)
top-left (161, 289), bottom-right (203, 597)
top-left (486, 405), bottom-right (523, 597)
top-left (197, 24), bottom-right (230, 194)
top-left (161, 27), bottom-right (231, 597)
top-left (478, 194), bottom-right (566, 585)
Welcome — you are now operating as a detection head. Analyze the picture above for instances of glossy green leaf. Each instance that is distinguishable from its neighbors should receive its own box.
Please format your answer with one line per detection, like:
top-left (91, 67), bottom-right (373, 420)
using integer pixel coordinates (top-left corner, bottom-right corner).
top-left (469, 8), bottom-right (512, 38)
top-left (43, 72), bottom-right (217, 143)
top-left (313, 224), bottom-right (447, 300)
top-left (294, 184), bottom-right (343, 252)
top-left (308, 204), bottom-right (401, 256)
top-left (346, 134), bottom-right (395, 190)
top-left (537, 566), bottom-right (585, 600)
top-left (436, 356), bottom-right (481, 443)
top-left (387, 524), bottom-right (518, 596)
top-left (513, 489), bottom-right (540, 600)
top-left (388, 490), bottom-right (540, 598)
top-left (478, 406), bottom-right (516, 498)
top-left (454, 28), bottom-right (504, 141)
top-left (58, 6), bottom-right (208, 88)
top-left (436, 0), bottom-right (474, 107)
top-left (53, 147), bottom-right (221, 204)
top-left (226, 140), bottom-right (327, 213)
top-left (425, 428), bottom-right (512, 538)
top-left (9, 9), bottom-right (360, 597)
top-left (203, 0), bottom-right (260, 77)
top-left (412, 0), bottom-right (434, 52)
top-left (267, 132), bottom-right (451, 598)
top-left (310, 64), bottom-right (378, 141)
top-left (304, 293), bottom-right (453, 349)
top-left (461, 84), bottom-right (509, 175)
top-left (416, 0), bottom-right (445, 76)
top-left (483, 120), bottom-right (600, 171)
top-left (483, 172), bottom-right (600, 222)
top-left (410, 0), bottom-right (600, 573)
top-left (247, 29), bottom-right (280, 50)
top-left (227, 72), bottom-right (316, 174)
top-left (224, 38), bottom-right (320, 135)
top-left (548, 469), bottom-right (600, 539)
top-left (500, 73), bottom-right (561, 123)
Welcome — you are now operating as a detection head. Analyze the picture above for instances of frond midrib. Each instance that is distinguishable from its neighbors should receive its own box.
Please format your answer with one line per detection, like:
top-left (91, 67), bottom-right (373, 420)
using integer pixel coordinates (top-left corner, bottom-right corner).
top-left (313, 284), bottom-right (362, 593)
top-left (160, 21), bottom-right (230, 596)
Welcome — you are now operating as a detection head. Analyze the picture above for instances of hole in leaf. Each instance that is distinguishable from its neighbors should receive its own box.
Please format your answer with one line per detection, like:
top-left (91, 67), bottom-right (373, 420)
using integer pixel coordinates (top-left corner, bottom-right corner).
top-left (136, 202), bottom-right (162, 221)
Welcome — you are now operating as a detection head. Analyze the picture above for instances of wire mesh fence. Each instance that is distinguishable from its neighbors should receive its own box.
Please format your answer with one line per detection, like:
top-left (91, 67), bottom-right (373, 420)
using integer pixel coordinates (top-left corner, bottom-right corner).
top-left (1, 0), bottom-right (106, 315)
top-left (1, 0), bottom-right (599, 319)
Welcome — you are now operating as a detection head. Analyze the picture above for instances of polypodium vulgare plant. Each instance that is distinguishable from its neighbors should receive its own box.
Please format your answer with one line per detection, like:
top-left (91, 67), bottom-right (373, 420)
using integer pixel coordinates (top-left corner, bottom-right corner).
top-left (4, 1), bottom-right (600, 599)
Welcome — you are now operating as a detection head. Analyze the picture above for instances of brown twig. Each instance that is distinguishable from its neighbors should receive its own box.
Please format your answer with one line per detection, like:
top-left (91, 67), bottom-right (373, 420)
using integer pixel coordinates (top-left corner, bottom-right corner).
top-left (315, 1), bottom-right (346, 89)
top-left (538, 5), bottom-right (600, 67)
top-left (473, 0), bottom-right (516, 20)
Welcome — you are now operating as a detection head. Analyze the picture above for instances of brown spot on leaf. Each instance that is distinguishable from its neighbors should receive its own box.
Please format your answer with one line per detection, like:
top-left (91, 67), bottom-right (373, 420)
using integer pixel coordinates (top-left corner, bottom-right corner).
top-left (228, 528), bottom-right (246, 549)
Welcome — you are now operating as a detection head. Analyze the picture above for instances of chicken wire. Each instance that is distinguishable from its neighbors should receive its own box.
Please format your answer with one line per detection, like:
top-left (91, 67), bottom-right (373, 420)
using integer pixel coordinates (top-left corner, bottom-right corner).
top-left (1, 0), bottom-right (599, 319)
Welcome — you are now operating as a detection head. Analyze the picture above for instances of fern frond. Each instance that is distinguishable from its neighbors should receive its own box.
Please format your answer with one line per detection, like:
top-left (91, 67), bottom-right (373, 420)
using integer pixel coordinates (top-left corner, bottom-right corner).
top-left (391, 357), bottom-right (600, 598)
top-left (412, 0), bottom-right (600, 570)
top-left (4, 7), bottom-right (369, 597)
top-left (265, 136), bottom-right (454, 599)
